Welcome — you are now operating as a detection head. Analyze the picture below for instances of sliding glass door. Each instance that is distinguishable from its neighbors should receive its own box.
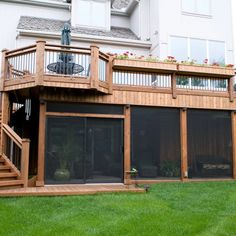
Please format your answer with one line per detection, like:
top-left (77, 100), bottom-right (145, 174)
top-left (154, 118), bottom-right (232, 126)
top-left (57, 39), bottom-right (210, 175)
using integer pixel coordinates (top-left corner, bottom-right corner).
top-left (45, 117), bottom-right (123, 184)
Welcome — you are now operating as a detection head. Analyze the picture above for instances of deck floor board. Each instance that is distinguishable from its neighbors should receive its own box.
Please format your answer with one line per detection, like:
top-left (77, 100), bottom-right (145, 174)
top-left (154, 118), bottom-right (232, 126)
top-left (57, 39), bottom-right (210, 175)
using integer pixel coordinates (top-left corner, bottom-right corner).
top-left (0, 184), bottom-right (145, 197)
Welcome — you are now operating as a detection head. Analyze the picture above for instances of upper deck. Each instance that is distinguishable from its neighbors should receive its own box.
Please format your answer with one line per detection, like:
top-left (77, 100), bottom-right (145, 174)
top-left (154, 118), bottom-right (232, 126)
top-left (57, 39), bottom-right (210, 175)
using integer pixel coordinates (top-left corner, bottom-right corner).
top-left (1, 40), bottom-right (236, 110)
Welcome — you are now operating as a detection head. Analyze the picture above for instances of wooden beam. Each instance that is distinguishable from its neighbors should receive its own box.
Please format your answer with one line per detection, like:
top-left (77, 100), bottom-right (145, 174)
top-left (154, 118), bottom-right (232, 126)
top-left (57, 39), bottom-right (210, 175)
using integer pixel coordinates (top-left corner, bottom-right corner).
top-left (36, 40), bottom-right (46, 86)
top-left (36, 101), bottom-right (46, 187)
top-left (231, 111), bottom-right (236, 179)
top-left (229, 76), bottom-right (235, 102)
top-left (107, 56), bottom-right (113, 94)
top-left (180, 108), bottom-right (188, 180)
top-left (124, 105), bottom-right (131, 185)
top-left (21, 139), bottom-right (30, 187)
top-left (90, 45), bottom-right (99, 89)
top-left (171, 73), bottom-right (177, 99)
top-left (1, 49), bottom-right (8, 91)
top-left (1, 93), bottom-right (10, 154)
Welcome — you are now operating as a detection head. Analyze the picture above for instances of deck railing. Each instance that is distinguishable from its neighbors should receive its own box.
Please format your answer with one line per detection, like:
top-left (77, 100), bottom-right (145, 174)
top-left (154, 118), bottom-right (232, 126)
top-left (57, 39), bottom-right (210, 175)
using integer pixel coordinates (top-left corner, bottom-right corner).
top-left (2, 41), bottom-right (112, 93)
top-left (1, 41), bottom-right (235, 99)
top-left (1, 124), bottom-right (30, 187)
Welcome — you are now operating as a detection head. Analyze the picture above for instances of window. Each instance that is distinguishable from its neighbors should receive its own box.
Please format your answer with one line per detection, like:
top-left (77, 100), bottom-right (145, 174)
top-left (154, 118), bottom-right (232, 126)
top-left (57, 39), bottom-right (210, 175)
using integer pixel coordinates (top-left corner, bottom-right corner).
top-left (170, 36), bottom-right (188, 62)
top-left (182, 0), bottom-right (211, 16)
top-left (72, 0), bottom-right (110, 30)
top-left (209, 41), bottom-right (225, 64)
top-left (170, 36), bottom-right (226, 64)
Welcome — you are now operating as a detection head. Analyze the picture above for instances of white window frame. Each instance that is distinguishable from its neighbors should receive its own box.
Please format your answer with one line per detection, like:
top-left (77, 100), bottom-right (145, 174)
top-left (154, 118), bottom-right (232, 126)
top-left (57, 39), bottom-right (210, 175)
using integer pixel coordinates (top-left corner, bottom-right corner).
top-left (181, 0), bottom-right (212, 18)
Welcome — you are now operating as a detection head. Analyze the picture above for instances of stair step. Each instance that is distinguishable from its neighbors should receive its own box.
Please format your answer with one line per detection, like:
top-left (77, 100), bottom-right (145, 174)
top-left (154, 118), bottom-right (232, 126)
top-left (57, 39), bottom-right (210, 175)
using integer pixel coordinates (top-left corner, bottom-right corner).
top-left (0, 159), bottom-right (5, 163)
top-left (0, 172), bottom-right (18, 178)
top-left (0, 166), bottom-right (11, 171)
top-left (0, 180), bottom-right (23, 187)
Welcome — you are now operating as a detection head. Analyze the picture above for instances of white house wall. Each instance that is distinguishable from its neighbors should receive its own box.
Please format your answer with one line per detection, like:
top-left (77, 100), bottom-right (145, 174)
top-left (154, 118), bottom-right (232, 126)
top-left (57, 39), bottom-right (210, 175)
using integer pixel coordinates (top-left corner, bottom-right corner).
top-left (111, 15), bottom-right (130, 29)
top-left (157, 0), bottom-right (234, 63)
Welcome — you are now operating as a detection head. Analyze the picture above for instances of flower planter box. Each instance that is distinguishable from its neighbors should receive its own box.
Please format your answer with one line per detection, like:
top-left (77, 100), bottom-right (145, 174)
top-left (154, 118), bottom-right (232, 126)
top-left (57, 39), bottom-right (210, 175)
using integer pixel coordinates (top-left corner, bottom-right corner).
top-left (113, 59), bottom-right (177, 72)
top-left (178, 64), bottom-right (235, 77)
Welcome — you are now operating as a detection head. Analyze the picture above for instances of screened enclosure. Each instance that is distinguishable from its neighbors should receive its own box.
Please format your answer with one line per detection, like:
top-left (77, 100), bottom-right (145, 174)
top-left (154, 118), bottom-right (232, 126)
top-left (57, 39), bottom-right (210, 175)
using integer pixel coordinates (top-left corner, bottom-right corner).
top-left (131, 107), bottom-right (181, 179)
top-left (187, 110), bottom-right (232, 178)
top-left (45, 117), bottom-right (124, 184)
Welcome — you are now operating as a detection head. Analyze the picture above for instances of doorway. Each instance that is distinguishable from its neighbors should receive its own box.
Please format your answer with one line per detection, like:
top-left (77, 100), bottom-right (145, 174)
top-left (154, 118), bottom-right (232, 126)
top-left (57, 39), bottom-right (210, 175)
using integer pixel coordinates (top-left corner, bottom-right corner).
top-left (45, 116), bottom-right (124, 184)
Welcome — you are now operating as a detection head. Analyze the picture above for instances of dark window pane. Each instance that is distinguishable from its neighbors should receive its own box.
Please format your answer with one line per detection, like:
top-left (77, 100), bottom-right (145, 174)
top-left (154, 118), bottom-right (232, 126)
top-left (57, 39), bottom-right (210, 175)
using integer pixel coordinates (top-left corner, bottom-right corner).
top-left (131, 107), bottom-right (181, 179)
top-left (47, 102), bottom-right (124, 115)
top-left (187, 110), bottom-right (232, 178)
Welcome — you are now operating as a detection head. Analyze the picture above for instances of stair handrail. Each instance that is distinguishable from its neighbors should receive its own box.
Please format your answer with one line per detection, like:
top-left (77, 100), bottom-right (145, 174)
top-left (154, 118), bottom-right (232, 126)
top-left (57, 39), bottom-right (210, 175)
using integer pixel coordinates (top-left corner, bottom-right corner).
top-left (1, 123), bottom-right (30, 187)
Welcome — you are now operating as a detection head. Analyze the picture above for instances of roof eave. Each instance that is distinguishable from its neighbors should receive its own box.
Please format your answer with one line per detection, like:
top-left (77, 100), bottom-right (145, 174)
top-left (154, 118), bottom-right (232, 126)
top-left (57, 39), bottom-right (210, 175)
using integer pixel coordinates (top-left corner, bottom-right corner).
top-left (17, 29), bottom-right (152, 49)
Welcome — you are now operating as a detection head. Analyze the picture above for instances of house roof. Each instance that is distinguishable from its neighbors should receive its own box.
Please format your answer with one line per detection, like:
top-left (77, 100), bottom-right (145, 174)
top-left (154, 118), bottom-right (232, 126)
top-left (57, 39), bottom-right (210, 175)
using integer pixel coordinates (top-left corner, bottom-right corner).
top-left (17, 16), bottom-right (139, 40)
top-left (112, 0), bottom-right (130, 9)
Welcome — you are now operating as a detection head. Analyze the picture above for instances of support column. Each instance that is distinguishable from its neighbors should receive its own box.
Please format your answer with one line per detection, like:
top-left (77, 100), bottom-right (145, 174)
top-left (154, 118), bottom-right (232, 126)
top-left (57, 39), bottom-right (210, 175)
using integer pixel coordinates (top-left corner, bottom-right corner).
top-left (180, 108), bottom-right (188, 180)
top-left (231, 111), bottom-right (236, 179)
top-left (124, 105), bottom-right (131, 185)
top-left (90, 45), bottom-right (99, 89)
top-left (171, 73), bottom-right (177, 99)
top-left (21, 139), bottom-right (30, 188)
top-left (1, 49), bottom-right (8, 91)
top-left (107, 55), bottom-right (113, 95)
top-left (36, 100), bottom-right (46, 187)
top-left (35, 40), bottom-right (46, 86)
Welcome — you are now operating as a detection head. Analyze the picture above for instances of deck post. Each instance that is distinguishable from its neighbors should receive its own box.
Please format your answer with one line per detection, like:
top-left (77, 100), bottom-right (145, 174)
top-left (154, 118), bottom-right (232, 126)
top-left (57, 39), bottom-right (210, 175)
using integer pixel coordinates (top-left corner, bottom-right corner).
top-left (231, 111), bottom-right (236, 179)
top-left (90, 45), bottom-right (99, 90)
top-left (0, 92), bottom-right (10, 154)
top-left (36, 100), bottom-right (46, 187)
top-left (1, 49), bottom-right (9, 91)
top-left (21, 139), bottom-right (30, 188)
top-left (36, 40), bottom-right (46, 86)
top-left (107, 55), bottom-right (113, 94)
top-left (229, 76), bottom-right (234, 103)
top-left (171, 73), bottom-right (177, 99)
top-left (124, 105), bottom-right (131, 185)
top-left (180, 108), bottom-right (188, 180)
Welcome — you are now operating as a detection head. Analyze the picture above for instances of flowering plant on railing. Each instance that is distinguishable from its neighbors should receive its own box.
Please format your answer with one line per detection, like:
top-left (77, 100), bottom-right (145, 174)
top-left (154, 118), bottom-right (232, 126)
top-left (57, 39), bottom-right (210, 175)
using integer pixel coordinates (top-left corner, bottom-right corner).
top-left (108, 52), bottom-right (235, 68)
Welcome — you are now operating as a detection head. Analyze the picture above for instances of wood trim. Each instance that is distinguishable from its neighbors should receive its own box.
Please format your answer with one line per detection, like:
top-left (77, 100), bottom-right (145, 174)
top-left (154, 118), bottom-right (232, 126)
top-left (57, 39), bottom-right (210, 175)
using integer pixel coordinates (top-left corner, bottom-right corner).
top-left (1, 49), bottom-right (8, 91)
top-left (5, 48), bottom-right (36, 59)
top-left (45, 43), bottom-right (91, 51)
top-left (2, 124), bottom-right (22, 148)
top-left (5, 44), bottom-right (36, 56)
top-left (45, 48), bottom-right (91, 55)
top-left (180, 108), bottom-right (188, 180)
top-left (21, 139), bottom-right (30, 187)
top-left (231, 111), bottom-right (236, 179)
top-left (171, 73), bottom-right (177, 99)
top-left (1, 154), bottom-right (21, 178)
top-left (108, 56), bottom-right (113, 94)
top-left (124, 106), bottom-right (131, 185)
top-left (130, 179), bottom-right (181, 184)
top-left (1, 93), bottom-right (10, 153)
top-left (46, 112), bottom-right (125, 119)
top-left (229, 76), bottom-right (235, 102)
top-left (35, 40), bottom-right (46, 85)
top-left (90, 45), bottom-right (99, 89)
top-left (36, 101), bottom-right (46, 187)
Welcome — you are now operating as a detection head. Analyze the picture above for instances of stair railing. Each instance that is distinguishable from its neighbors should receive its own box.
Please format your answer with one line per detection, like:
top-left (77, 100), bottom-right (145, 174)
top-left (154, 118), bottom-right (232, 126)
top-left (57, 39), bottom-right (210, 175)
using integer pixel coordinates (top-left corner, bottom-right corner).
top-left (1, 124), bottom-right (30, 187)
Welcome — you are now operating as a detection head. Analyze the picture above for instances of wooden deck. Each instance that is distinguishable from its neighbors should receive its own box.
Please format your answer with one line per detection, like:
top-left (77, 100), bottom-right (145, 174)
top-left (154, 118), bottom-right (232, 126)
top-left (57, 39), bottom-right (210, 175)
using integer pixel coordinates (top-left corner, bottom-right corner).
top-left (0, 184), bottom-right (145, 197)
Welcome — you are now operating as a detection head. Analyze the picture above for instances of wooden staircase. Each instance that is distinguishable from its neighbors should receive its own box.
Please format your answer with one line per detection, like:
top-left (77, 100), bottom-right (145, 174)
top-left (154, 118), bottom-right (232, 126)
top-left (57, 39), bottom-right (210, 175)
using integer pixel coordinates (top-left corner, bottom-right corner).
top-left (0, 156), bottom-right (24, 189)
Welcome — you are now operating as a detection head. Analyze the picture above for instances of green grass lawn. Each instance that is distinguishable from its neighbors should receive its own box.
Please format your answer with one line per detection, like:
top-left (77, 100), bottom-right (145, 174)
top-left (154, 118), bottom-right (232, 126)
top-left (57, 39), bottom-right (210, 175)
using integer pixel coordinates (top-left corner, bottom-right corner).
top-left (1, 182), bottom-right (236, 236)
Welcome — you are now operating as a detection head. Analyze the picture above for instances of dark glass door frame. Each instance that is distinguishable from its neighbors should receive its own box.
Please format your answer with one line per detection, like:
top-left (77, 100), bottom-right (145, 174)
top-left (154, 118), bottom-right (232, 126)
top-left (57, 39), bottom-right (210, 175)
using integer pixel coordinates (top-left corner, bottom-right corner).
top-left (44, 112), bottom-right (126, 184)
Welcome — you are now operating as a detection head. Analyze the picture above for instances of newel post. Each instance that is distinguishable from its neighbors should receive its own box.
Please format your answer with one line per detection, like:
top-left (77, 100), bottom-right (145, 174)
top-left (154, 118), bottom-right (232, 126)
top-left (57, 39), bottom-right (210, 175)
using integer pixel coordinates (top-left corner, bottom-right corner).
top-left (90, 45), bottom-right (99, 89)
top-left (180, 108), bottom-right (188, 181)
top-left (229, 76), bottom-right (235, 102)
top-left (107, 55), bottom-right (113, 94)
top-left (36, 40), bottom-right (46, 86)
top-left (171, 73), bottom-right (177, 99)
top-left (1, 49), bottom-right (9, 91)
top-left (21, 139), bottom-right (30, 188)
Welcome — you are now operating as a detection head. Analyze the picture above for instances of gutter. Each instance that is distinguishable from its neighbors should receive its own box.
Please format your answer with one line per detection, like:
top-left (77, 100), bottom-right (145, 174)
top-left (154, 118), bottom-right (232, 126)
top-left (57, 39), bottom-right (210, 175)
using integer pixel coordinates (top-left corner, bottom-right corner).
top-left (0, 0), bottom-right (71, 9)
top-left (17, 29), bottom-right (152, 49)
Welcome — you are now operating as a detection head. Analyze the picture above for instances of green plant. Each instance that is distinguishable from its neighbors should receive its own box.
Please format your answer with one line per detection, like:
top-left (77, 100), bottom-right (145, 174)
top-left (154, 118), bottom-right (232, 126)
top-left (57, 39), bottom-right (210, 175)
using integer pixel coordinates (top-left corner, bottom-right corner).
top-left (160, 160), bottom-right (180, 177)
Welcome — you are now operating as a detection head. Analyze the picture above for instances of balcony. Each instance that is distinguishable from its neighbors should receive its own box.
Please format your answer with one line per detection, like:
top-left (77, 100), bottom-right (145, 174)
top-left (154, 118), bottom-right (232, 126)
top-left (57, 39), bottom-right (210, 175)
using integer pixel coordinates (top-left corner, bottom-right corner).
top-left (1, 41), bottom-right (235, 105)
